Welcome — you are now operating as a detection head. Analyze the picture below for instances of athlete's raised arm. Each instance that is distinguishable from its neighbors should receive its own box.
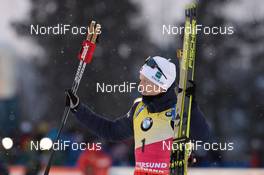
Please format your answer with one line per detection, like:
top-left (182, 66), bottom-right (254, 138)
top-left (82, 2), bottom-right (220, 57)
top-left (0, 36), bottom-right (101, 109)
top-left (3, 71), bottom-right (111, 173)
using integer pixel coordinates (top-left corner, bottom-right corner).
top-left (66, 90), bottom-right (139, 141)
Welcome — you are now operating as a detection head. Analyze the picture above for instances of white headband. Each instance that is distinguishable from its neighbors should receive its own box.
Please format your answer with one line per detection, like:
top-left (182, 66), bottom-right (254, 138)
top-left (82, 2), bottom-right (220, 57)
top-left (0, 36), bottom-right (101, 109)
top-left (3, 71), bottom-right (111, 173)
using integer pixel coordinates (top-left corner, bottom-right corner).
top-left (140, 56), bottom-right (176, 90)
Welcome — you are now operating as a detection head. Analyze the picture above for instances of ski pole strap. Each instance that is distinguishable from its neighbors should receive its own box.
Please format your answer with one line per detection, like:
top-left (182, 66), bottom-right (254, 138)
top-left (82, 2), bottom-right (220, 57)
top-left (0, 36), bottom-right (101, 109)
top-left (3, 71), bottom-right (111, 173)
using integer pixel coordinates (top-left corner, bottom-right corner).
top-left (78, 40), bottom-right (96, 63)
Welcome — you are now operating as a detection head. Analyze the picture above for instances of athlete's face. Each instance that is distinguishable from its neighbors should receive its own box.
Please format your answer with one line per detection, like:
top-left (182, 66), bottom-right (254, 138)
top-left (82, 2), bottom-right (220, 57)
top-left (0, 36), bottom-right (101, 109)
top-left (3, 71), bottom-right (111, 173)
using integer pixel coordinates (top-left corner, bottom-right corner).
top-left (139, 74), bottom-right (164, 96)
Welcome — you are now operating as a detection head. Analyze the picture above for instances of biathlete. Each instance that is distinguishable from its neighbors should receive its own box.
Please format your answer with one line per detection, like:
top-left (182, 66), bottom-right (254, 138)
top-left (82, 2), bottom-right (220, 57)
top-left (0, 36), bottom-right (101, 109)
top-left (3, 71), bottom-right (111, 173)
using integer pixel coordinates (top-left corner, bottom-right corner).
top-left (66, 56), bottom-right (210, 175)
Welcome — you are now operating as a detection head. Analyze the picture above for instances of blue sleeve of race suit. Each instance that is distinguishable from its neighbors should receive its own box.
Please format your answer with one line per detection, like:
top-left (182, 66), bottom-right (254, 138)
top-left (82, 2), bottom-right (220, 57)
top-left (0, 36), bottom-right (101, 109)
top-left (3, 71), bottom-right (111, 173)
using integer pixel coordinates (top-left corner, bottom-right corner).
top-left (74, 103), bottom-right (138, 142)
top-left (190, 101), bottom-right (211, 142)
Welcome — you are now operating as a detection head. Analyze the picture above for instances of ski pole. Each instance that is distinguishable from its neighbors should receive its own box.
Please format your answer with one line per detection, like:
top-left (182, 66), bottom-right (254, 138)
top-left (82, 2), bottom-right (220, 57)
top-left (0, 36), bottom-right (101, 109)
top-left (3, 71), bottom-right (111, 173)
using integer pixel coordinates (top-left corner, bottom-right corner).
top-left (43, 20), bottom-right (101, 175)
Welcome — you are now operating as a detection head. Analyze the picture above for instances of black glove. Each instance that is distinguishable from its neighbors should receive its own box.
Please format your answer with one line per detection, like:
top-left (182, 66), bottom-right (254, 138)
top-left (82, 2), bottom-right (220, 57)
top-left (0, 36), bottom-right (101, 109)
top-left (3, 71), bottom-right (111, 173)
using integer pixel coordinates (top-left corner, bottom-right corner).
top-left (65, 89), bottom-right (80, 112)
top-left (185, 80), bottom-right (196, 100)
top-left (178, 80), bottom-right (196, 100)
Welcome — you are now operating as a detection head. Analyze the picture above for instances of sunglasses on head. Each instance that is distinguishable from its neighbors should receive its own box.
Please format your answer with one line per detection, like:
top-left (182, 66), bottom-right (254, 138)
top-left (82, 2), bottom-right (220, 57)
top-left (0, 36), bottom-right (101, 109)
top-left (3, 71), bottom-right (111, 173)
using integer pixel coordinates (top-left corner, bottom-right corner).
top-left (145, 57), bottom-right (167, 79)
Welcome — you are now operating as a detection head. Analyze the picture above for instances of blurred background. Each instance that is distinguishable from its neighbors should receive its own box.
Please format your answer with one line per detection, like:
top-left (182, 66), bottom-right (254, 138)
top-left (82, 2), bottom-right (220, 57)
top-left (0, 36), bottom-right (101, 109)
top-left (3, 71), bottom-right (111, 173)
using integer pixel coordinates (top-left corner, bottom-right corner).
top-left (0, 0), bottom-right (263, 174)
